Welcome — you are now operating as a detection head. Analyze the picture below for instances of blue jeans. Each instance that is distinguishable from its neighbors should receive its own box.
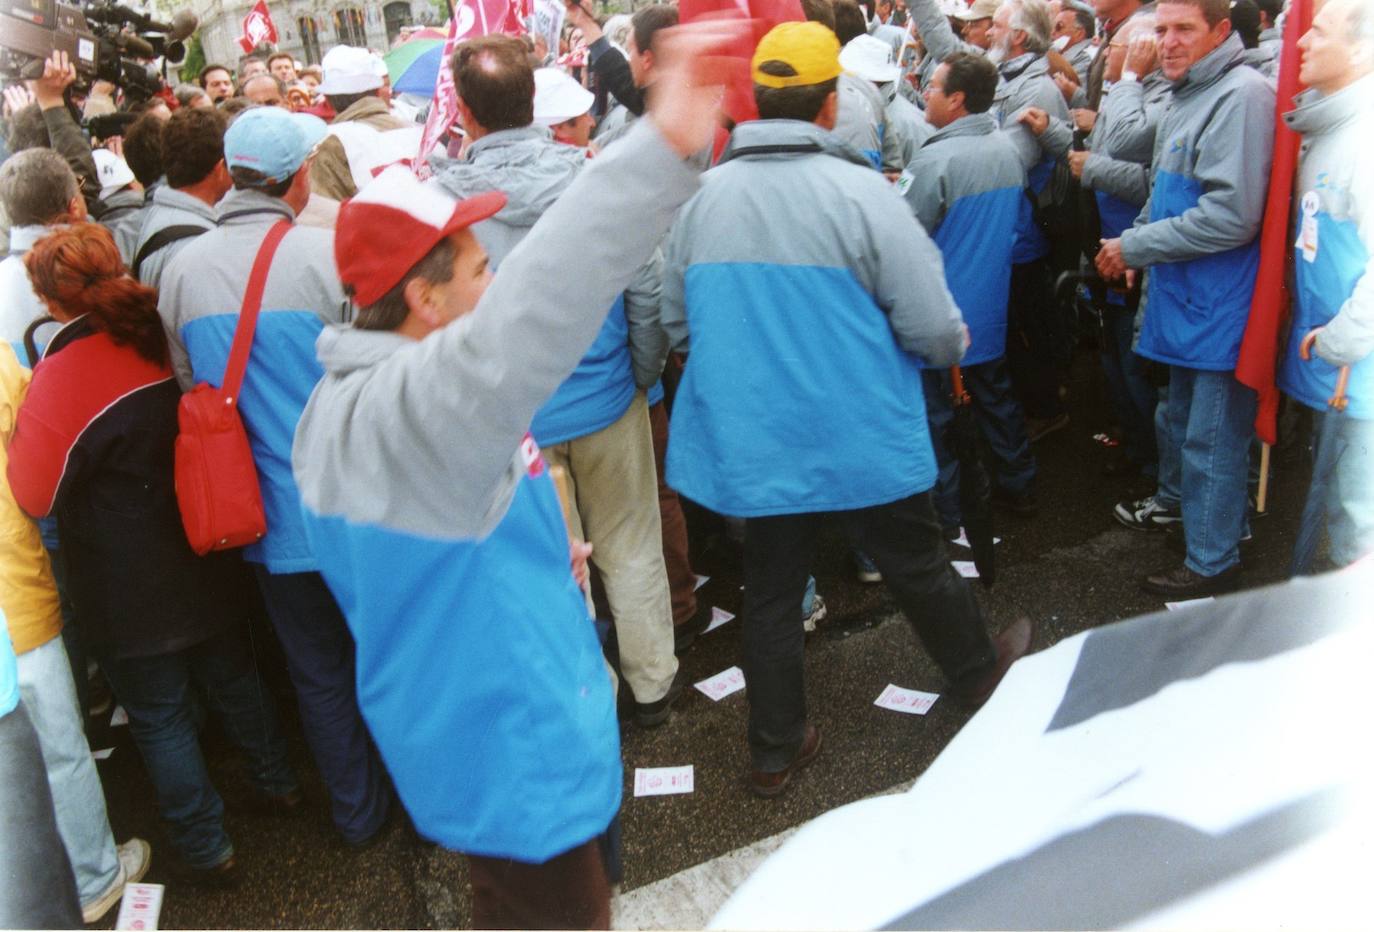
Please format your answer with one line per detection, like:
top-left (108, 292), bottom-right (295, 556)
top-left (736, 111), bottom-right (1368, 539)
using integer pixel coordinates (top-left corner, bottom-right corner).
top-left (1100, 305), bottom-right (1158, 475)
top-left (253, 568), bottom-right (392, 844)
top-left (1154, 385), bottom-right (1181, 508)
top-left (1166, 367), bottom-right (1257, 576)
top-left (1295, 410), bottom-right (1374, 570)
top-left (98, 628), bottom-right (297, 869)
top-left (923, 359), bottom-right (1036, 530)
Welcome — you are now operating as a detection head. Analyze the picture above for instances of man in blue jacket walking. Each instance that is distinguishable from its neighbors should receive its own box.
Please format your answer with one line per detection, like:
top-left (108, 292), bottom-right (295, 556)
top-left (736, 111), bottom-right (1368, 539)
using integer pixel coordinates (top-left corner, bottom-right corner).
top-left (662, 22), bottom-right (1033, 799)
top-left (1097, 0), bottom-right (1275, 597)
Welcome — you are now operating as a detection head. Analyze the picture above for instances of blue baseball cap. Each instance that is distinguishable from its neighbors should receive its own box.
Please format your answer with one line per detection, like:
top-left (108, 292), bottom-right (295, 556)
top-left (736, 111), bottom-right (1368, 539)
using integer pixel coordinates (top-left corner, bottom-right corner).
top-left (224, 106), bottom-right (329, 185)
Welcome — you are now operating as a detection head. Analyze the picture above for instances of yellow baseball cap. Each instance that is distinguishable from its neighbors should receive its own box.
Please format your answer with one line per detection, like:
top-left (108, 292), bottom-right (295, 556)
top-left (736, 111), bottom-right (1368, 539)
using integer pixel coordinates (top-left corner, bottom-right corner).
top-left (751, 21), bottom-right (842, 89)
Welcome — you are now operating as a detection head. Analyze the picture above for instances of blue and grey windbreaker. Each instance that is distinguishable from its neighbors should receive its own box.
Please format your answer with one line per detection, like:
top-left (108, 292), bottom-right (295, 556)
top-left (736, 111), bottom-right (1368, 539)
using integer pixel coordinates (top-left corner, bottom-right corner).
top-left (1278, 75), bottom-right (1374, 419)
top-left (432, 125), bottom-right (665, 446)
top-left (661, 120), bottom-right (967, 518)
top-left (158, 189), bottom-right (350, 573)
top-left (898, 112), bottom-right (1026, 366)
top-left (292, 124), bottom-right (699, 860)
top-left (1121, 35), bottom-right (1276, 371)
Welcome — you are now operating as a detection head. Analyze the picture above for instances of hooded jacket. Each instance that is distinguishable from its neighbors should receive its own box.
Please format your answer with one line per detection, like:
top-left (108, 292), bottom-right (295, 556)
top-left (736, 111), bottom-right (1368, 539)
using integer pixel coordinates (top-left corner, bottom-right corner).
top-left (432, 125), bottom-right (666, 445)
top-left (7, 316), bottom-right (239, 660)
top-left (158, 188), bottom-right (349, 574)
top-left (95, 187), bottom-right (146, 265)
top-left (131, 185), bottom-right (217, 290)
top-left (1278, 73), bottom-right (1374, 418)
top-left (899, 112), bottom-right (1027, 366)
top-left (1082, 70), bottom-right (1172, 244)
top-left (1122, 34), bottom-right (1276, 370)
top-left (662, 120), bottom-right (966, 518)
top-left (291, 122), bottom-right (698, 860)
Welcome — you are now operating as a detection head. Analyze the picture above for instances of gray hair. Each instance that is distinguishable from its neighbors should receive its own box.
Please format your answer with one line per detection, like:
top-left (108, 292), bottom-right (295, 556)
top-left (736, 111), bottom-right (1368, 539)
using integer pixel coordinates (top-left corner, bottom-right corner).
top-left (174, 83), bottom-right (210, 108)
top-left (0, 148), bottom-right (79, 226)
top-left (1010, 0), bottom-right (1055, 53)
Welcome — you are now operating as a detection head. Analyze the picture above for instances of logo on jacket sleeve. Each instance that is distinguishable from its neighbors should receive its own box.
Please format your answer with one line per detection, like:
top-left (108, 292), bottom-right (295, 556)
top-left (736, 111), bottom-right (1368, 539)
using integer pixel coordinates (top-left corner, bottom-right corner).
top-left (520, 433), bottom-right (547, 478)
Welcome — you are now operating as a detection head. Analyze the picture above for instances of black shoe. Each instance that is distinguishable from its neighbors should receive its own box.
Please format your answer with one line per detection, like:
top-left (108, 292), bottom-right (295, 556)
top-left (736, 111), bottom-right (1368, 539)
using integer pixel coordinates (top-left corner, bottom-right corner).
top-left (674, 601), bottom-right (713, 656)
top-left (1140, 563), bottom-right (1241, 598)
top-left (633, 673), bottom-right (685, 729)
top-left (992, 485), bottom-right (1038, 518)
top-left (748, 725), bottom-right (822, 799)
top-left (176, 853), bottom-right (242, 888)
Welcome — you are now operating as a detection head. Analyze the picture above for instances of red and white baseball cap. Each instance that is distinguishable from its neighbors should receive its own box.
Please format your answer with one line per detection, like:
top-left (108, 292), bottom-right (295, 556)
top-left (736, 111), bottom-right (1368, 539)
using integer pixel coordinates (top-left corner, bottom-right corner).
top-left (335, 165), bottom-right (506, 308)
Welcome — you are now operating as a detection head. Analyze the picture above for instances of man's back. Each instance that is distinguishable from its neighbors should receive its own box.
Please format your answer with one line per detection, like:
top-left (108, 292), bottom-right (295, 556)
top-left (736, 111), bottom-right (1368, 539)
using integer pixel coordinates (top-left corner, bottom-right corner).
top-left (158, 188), bottom-right (346, 574)
top-left (662, 119), bottom-right (964, 518)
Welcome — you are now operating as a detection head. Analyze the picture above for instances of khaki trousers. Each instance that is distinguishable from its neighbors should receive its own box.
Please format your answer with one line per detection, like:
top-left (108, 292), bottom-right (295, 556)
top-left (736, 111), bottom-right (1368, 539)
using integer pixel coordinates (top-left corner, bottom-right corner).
top-left (542, 393), bottom-right (678, 703)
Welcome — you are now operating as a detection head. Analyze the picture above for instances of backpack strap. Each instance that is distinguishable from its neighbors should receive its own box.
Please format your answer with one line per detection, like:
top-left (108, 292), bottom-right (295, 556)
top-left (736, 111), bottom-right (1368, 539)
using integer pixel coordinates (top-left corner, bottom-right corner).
top-left (221, 221), bottom-right (292, 407)
top-left (130, 224), bottom-right (208, 280)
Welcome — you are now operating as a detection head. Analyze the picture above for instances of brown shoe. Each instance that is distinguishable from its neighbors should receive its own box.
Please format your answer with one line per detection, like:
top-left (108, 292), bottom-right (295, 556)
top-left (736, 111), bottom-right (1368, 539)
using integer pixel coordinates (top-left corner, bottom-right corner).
top-left (949, 617), bottom-right (1034, 710)
top-left (748, 725), bottom-right (822, 799)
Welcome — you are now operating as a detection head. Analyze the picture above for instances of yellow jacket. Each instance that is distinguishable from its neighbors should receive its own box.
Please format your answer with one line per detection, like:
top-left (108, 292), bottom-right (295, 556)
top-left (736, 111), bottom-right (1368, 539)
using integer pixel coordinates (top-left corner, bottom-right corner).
top-left (0, 343), bottom-right (61, 654)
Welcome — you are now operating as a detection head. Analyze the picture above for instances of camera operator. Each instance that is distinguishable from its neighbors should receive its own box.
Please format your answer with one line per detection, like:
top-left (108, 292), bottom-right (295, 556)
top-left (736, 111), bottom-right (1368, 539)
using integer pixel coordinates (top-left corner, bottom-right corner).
top-left (4, 52), bottom-right (100, 213)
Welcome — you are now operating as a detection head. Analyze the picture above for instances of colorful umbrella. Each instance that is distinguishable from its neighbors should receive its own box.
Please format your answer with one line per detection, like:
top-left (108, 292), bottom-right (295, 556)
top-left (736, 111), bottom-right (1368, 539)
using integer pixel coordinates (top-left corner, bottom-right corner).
top-left (385, 36), bottom-right (445, 95)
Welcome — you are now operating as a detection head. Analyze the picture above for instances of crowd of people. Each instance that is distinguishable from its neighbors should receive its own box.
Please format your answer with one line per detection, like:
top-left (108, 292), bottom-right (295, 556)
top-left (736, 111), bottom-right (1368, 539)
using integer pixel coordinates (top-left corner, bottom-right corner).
top-left (0, 0), bottom-right (1370, 926)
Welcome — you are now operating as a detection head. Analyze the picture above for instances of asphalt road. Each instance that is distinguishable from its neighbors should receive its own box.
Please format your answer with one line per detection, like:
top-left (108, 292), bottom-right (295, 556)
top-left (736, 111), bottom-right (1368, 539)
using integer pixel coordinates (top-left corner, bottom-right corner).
top-left (88, 353), bottom-right (1317, 929)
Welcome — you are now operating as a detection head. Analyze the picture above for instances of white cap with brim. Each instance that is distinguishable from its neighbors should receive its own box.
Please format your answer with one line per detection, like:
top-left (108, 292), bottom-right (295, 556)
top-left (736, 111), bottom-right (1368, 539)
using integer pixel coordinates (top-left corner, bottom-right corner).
top-left (92, 148), bottom-right (135, 200)
top-left (224, 107), bottom-right (329, 185)
top-left (319, 45), bottom-right (384, 95)
top-left (955, 0), bottom-right (1000, 22)
top-left (533, 68), bottom-right (595, 126)
top-left (840, 34), bottom-right (901, 83)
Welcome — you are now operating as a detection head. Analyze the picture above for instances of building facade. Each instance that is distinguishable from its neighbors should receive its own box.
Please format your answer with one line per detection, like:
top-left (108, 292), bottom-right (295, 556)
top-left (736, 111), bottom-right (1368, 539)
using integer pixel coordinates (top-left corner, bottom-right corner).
top-left (190, 0), bottom-right (436, 68)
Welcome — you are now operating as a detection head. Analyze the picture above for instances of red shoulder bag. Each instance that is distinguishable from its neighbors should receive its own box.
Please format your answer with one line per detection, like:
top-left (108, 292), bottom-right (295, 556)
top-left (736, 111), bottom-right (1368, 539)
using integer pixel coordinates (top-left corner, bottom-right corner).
top-left (174, 220), bottom-right (291, 555)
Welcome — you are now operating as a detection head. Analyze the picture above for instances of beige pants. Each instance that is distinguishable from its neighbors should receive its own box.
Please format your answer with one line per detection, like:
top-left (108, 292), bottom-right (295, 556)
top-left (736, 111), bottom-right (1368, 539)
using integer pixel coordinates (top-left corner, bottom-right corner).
top-left (542, 393), bottom-right (678, 703)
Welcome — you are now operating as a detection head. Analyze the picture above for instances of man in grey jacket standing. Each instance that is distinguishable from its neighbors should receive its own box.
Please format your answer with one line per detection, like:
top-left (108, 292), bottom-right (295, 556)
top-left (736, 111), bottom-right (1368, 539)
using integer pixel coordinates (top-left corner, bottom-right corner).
top-left (432, 35), bottom-right (681, 728)
top-left (1096, 0), bottom-right (1275, 597)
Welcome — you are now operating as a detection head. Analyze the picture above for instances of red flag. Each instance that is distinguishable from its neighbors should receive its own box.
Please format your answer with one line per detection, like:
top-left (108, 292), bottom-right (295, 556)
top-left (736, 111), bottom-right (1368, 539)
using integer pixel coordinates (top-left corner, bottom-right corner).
top-left (238, 0), bottom-right (279, 55)
top-left (415, 14), bottom-right (463, 178)
top-left (680, 0), bottom-right (804, 126)
top-left (1234, 0), bottom-right (1313, 445)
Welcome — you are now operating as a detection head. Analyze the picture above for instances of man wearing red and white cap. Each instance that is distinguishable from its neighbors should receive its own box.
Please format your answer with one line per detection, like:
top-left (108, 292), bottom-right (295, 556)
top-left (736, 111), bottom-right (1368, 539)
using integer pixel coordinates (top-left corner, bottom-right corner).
top-left (309, 45), bottom-right (420, 201)
top-left (291, 24), bottom-right (730, 928)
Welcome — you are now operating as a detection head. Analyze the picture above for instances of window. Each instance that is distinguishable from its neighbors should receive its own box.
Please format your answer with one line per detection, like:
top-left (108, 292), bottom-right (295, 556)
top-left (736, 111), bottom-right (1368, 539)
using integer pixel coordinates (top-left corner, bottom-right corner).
top-left (383, 1), bottom-right (413, 45)
top-left (298, 15), bottom-right (322, 64)
top-left (334, 7), bottom-right (368, 47)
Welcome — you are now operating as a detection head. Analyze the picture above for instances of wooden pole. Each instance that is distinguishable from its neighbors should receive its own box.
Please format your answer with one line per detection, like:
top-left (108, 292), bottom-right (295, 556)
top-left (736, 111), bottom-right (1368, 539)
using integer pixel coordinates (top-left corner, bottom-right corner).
top-left (1256, 442), bottom-right (1272, 515)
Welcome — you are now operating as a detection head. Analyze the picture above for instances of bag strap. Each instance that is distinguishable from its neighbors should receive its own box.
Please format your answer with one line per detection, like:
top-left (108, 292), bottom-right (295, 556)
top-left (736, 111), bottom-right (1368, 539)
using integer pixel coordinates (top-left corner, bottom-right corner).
top-left (131, 224), bottom-right (207, 280)
top-left (221, 220), bottom-right (291, 406)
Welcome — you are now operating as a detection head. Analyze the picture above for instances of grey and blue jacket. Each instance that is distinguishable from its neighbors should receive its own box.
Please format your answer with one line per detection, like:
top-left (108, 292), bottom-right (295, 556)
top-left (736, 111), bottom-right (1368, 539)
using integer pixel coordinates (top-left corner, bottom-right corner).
top-left (1081, 71), bottom-right (1172, 236)
top-left (1278, 73), bottom-right (1374, 418)
top-left (834, 73), bottom-right (888, 170)
top-left (661, 120), bottom-right (965, 517)
top-left (1062, 38), bottom-right (1096, 82)
top-left (157, 188), bottom-right (349, 573)
top-left (899, 112), bottom-right (1026, 366)
top-left (291, 122), bottom-right (698, 860)
top-left (994, 52), bottom-right (1073, 262)
top-left (95, 187), bottom-right (146, 265)
top-left (432, 124), bottom-right (666, 444)
top-left (131, 185), bottom-right (218, 290)
top-left (884, 83), bottom-right (934, 171)
top-left (1121, 34), bottom-right (1275, 371)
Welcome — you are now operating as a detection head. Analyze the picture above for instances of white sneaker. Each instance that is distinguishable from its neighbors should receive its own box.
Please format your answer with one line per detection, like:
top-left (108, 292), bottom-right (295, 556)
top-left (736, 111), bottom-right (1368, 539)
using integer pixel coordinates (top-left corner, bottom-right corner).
top-left (802, 595), bottom-right (828, 633)
top-left (1113, 495), bottom-right (1182, 532)
top-left (81, 837), bottom-right (152, 924)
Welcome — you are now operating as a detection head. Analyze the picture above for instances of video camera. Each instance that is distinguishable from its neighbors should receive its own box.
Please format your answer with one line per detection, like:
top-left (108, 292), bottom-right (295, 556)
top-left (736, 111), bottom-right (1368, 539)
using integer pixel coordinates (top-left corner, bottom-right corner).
top-left (0, 0), bottom-right (198, 100)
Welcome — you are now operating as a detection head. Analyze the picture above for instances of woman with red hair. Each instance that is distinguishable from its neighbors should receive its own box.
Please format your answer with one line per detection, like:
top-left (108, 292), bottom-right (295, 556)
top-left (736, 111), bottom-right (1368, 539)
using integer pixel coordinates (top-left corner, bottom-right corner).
top-left (6, 223), bottom-right (300, 884)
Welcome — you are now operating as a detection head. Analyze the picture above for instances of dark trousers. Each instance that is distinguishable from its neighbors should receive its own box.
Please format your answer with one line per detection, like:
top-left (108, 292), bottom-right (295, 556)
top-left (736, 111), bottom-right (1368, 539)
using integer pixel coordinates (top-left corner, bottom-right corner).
top-left (1099, 302), bottom-right (1158, 474)
top-left (467, 837), bottom-right (610, 930)
top-left (1007, 258), bottom-right (1067, 419)
top-left (99, 627), bottom-right (298, 869)
top-left (0, 703), bottom-right (82, 929)
top-left (650, 400), bottom-right (698, 628)
top-left (253, 568), bottom-right (392, 844)
top-left (923, 359), bottom-right (1036, 530)
top-left (742, 492), bottom-right (994, 771)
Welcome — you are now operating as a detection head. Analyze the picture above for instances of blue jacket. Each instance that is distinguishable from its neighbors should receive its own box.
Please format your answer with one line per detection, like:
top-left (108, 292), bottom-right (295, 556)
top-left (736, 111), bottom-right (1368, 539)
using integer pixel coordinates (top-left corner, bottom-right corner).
top-left (158, 189), bottom-right (348, 574)
top-left (433, 126), bottom-right (665, 445)
top-left (1122, 35), bottom-right (1276, 371)
top-left (292, 123), bottom-right (699, 860)
top-left (661, 120), bottom-right (967, 518)
top-left (899, 113), bottom-right (1026, 366)
top-left (1278, 75), bottom-right (1374, 419)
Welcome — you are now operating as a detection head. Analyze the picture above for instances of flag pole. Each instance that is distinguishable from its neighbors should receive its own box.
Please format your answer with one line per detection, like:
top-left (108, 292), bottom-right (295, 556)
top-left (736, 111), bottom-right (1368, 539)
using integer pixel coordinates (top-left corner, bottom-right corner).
top-left (1256, 442), bottom-right (1271, 515)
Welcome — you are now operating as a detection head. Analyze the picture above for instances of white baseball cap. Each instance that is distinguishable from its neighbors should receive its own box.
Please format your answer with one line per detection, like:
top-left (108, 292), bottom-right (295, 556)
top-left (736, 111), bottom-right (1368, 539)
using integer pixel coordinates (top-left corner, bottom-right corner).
top-left (533, 68), bottom-right (594, 126)
top-left (319, 45), bottom-right (384, 95)
top-left (92, 148), bottom-right (135, 199)
top-left (839, 34), bottom-right (901, 83)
